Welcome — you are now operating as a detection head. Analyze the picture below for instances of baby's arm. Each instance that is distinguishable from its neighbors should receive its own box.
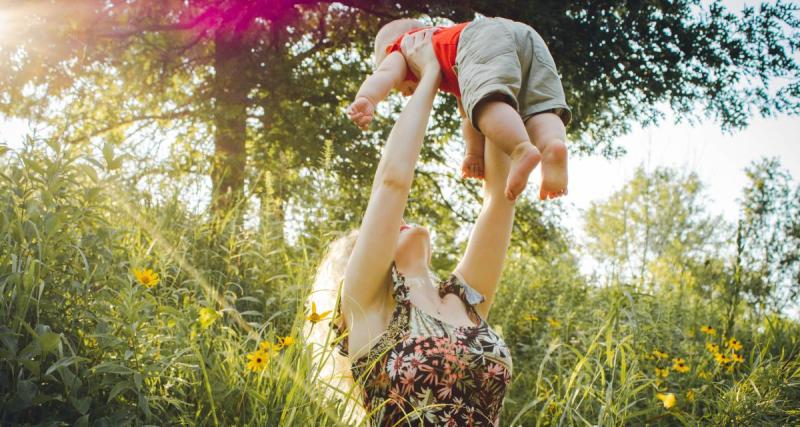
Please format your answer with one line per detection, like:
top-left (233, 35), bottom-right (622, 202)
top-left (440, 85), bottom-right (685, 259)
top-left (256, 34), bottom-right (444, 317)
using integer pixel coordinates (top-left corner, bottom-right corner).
top-left (348, 51), bottom-right (407, 129)
top-left (459, 99), bottom-right (486, 179)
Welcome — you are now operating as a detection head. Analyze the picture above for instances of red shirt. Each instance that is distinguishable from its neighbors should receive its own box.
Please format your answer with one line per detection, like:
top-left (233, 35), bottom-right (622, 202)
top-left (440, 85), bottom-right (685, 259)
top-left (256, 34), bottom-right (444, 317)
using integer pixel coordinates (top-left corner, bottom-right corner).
top-left (386, 22), bottom-right (469, 98)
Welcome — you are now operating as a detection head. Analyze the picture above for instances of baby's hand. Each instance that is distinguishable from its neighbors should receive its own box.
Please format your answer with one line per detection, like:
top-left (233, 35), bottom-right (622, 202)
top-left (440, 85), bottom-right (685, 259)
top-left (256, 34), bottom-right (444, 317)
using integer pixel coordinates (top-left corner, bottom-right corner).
top-left (461, 153), bottom-right (485, 180)
top-left (347, 97), bottom-right (375, 130)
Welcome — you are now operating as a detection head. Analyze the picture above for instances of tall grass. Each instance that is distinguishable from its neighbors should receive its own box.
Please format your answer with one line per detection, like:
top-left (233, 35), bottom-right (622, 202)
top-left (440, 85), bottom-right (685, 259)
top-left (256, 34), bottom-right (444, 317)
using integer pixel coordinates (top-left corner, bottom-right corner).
top-left (1, 142), bottom-right (798, 425)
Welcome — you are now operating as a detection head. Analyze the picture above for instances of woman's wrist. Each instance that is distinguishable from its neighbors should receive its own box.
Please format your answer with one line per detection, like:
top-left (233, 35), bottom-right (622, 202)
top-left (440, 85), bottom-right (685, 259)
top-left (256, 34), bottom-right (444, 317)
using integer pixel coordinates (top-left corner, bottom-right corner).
top-left (421, 64), bottom-right (440, 78)
top-left (417, 65), bottom-right (441, 88)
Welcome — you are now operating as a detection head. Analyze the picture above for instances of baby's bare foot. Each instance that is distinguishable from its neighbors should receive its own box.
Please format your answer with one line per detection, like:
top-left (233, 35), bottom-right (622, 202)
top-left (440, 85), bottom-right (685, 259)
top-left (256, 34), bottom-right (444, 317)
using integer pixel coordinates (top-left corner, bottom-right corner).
top-left (505, 143), bottom-right (541, 201)
top-left (539, 141), bottom-right (568, 200)
top-left (461, 154), bottom-right (485, 179)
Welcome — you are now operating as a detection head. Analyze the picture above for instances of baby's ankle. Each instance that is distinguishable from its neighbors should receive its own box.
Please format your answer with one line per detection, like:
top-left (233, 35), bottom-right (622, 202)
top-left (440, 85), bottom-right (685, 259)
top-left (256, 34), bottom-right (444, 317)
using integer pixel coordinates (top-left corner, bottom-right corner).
top-left (537, 138), bottom-right (566, 154)
top-left (510, 142), bottom-right (537, 161)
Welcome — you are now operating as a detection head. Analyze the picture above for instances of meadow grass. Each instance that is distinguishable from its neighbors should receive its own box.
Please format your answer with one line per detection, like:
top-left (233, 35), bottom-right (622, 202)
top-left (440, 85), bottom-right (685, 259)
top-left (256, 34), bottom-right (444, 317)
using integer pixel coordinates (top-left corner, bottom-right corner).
top-left (1, 143), bottom-right (799, 426)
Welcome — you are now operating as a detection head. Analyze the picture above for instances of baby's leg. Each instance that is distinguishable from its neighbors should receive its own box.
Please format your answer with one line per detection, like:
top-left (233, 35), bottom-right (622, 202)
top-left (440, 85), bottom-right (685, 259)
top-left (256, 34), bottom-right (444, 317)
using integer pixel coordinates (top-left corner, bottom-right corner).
top-left (461, 119), bottom-right (485, 179)
top-left (524, 112), bottom-right (568, 199)
top-left (474, 99), bottom-right (541, 200)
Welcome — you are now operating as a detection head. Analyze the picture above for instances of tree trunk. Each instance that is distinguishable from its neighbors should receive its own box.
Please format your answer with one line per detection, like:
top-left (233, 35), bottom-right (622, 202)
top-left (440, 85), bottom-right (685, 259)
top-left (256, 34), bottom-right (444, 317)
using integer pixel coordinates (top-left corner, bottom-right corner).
top-left (211, 30), bottom-right (250, 214)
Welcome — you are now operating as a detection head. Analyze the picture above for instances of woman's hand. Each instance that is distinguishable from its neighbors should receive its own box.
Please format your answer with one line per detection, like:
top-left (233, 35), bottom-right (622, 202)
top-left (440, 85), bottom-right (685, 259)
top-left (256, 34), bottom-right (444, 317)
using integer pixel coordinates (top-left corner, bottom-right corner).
top-left (400, 29), bottom-right (440, 79)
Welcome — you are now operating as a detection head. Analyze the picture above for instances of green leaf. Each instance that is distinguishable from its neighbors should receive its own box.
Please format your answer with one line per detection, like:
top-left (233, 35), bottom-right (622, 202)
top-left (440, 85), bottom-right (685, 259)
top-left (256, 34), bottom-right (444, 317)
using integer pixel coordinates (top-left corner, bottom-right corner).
top-left (107, 381), bottom-right (132, 403)
top-left (79, 164), bottom-right (98, 182)
top-left (239, 310), bottom-right (263, 317)
top-left (75, 414), bottom-right (90, 427)
top-left (38, 331), bottom-right (61, 355)
top-left (45, 355), bottom-right (89, 376)
top-left (93, 361), bottom-right (134, 375)
top-left (19, 340), bottom-right (41, 360)
top-left (108, 158), bottom-right (122, 170)
top-left (7, 379), bottom-right (37, 413)
top-left (21, 156), bottom-right (45, 174)
top-left (45, 137), bottom-right (61, 154)
top-left (0, 327), bottom-right (18, 355)
top-left (102, 142), bottom-right (114, 167)
top-left (70, 395), bottom-right (92, 415)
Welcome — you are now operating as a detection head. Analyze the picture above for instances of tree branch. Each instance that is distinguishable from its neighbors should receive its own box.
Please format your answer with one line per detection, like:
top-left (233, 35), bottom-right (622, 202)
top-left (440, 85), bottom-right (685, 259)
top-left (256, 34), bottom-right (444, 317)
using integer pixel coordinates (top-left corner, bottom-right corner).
top-left (338, 0), bottom-right (408, 19)
top-left (97, 5), bottom-right (221, 38)
top-left (67, 110), bottom-right (194, 145)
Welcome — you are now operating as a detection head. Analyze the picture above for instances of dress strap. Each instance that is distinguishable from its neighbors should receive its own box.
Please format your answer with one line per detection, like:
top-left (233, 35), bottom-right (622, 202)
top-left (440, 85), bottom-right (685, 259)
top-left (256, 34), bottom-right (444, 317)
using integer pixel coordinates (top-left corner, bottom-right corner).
top-left (439, 272), bottom-right (486, 307)
top-left (390, 263), bottom-right (411, 304)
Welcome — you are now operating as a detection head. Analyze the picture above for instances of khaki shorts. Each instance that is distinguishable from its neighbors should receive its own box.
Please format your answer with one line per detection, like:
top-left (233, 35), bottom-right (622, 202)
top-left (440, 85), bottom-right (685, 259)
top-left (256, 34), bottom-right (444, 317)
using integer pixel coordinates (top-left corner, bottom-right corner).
top-left (456, 17), bottom-right (571, 130)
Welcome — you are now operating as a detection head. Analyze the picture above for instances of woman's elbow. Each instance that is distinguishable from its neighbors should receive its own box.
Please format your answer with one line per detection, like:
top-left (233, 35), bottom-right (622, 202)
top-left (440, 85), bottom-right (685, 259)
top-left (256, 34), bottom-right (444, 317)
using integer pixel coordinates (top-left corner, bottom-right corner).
top-left (378, 168), bottom-right (413, 192)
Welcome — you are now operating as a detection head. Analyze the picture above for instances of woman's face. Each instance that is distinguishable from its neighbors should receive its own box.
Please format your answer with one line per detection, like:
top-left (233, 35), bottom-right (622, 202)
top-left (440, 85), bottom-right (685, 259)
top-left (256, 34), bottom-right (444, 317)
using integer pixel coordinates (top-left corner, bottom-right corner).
top-left (395, 218), bottom-right (431, 266)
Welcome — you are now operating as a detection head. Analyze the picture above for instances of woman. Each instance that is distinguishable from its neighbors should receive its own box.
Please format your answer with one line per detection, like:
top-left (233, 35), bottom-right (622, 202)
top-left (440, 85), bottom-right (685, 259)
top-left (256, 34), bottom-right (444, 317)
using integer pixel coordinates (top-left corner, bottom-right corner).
top-left (307, 30), bottom-right (517, 426)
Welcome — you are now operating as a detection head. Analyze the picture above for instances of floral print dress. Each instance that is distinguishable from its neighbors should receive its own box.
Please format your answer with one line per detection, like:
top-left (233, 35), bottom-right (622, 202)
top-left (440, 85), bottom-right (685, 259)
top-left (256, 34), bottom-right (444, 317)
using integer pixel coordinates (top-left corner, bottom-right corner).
top-left (338, 264), bottom-right (513, 426)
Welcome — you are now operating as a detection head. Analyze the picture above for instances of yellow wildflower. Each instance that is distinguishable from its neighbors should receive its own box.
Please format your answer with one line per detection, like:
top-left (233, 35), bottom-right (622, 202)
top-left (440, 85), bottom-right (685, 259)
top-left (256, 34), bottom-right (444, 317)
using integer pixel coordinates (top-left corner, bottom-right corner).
top-left (198, 307), bottom-right (220, 329)
top-left (652, 350), bottom-right (668, 359)
top-left (726, 363), bottom-right (735, 373)
top-left (259, 341), bottom-right (273, 353)
top-left (686, 389), bottom-right (696, 402)
top-left (547, 318), bottom-right (561, 328)
top-left (655, 367), bottom-right (670, 378)
top-left (705, 342), bottom-right (719, 354)
top-left (714, 352), bottom-right (730, 365)
top-left (133, 268), bottom-right (160, 288)
top-left (246, 350), bottom-right (269, 372)
top-left (726, 337), bottom-right (743, 352)
top-left (656, 392), bottom-right (677, 409)
top-left (700, 325), bottom-right (717, 336)
top-left (697, 370), bottom-right (712, 380)
top-left (307, 302), bottom-right (331, 324)
top-left (672, 358), bottom-right (690, 373)
top-left (276, 336), bottom-right (295, 350)
top-left (524, 314), bottom-right (540, 321)
top-left (731, 353), bottom-right (744, 364)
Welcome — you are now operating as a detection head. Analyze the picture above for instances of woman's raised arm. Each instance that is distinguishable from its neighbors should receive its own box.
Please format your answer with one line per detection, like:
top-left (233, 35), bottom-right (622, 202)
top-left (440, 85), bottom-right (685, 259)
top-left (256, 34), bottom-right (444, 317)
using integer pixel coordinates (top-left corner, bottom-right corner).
top-left (455, 140), bottom-right (515, 319)
top-left (342, 30), bottom-right (441, 319)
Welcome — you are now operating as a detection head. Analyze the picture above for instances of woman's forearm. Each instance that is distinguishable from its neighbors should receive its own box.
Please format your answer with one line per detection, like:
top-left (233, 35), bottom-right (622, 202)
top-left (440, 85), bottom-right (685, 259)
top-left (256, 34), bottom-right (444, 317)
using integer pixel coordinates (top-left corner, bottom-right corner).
top-left (373, 70), bottom-right (440, 190)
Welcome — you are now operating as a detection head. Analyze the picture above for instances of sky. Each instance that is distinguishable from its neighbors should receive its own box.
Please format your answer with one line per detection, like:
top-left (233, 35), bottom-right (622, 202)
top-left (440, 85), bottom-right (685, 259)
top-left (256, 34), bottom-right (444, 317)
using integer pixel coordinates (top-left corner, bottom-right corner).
top-left (564, 112), bottom-right (800, 228)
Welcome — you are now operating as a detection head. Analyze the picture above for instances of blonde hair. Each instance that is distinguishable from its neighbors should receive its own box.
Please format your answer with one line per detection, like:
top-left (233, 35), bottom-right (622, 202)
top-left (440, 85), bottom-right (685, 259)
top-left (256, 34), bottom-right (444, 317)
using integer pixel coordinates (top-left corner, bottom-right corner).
top-left (373, 18), bottom-right (425, 68)
top-left (303, 230), bottom-right (365, 424)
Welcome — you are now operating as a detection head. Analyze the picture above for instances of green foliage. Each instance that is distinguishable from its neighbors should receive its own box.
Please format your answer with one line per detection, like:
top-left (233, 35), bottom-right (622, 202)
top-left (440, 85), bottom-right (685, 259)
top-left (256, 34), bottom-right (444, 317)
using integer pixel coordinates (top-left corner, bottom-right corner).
top-left (2, 142), bottom-right (798, 425)
top-left (584, 167), bottom-right (722, 292)
top-left (737, 158), bottom-right (800, 311)
top-left (0, 140), bottom-right (338, 425)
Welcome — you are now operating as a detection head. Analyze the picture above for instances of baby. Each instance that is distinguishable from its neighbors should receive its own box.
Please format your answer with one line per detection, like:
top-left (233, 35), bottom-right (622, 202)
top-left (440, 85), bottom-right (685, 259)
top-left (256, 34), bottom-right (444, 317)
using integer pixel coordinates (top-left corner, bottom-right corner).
top-left (347, 17), bottom-right (572, 200)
